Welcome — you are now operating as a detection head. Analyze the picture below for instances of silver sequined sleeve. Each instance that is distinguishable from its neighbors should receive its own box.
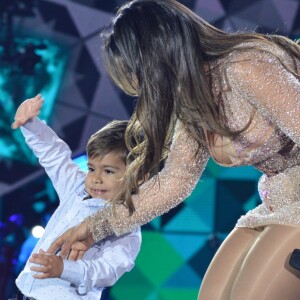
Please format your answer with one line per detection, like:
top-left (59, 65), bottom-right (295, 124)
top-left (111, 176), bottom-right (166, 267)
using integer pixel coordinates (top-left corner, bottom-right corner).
top-left (87, 121), bottom-right (210, 241)
top-left (227, 46), bottom-right (300, 146)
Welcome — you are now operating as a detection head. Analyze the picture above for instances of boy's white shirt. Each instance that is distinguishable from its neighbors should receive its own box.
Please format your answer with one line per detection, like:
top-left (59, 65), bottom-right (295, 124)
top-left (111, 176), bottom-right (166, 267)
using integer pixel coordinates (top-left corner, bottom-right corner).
top-left (16, 117), bottom-right (141, 300)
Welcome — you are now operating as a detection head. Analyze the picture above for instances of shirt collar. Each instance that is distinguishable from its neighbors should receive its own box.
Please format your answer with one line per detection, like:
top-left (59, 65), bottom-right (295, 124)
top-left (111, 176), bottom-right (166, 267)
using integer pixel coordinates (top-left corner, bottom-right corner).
top-left (82, 190), bottom-right (107, 207)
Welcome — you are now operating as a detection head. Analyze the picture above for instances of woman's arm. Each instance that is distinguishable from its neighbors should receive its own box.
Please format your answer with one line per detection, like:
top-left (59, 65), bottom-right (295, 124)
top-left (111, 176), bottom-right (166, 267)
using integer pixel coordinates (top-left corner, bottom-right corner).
top-left (89, 121), bottom-right (210, 239)
top-left (48, 121), bottom-right (210, 257)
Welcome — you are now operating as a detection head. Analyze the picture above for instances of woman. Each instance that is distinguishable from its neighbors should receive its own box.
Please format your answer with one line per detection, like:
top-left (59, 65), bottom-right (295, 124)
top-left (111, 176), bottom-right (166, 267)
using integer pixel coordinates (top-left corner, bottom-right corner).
top-left (46, 0), bottom-right (300, 298)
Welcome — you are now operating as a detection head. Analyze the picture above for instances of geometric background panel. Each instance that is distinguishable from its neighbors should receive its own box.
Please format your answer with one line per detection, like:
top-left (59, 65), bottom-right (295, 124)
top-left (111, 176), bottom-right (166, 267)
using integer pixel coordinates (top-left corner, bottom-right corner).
top-left (163, 206), bottom-right (213, 233)
top-left (187, 232), bottom-right (223, 279)
top-left (163, 234), bottom-right (209, 261)
top-left (134, 232), bottom-right (185, 288)
top-left (75, 45), bottom-right (100, 106)
top-left (215, 179), bottom-right (260, 233)
top-left (164, 264), bottom-right (201, 289)
top-left (272, 0), bottom-right (299, 33)
top-left (194, 0), bottom-right (226, 23)
top-left (186, 178), bottom-right (216, 232)
top-left (90, 76), bottom-right (131, 120)
top-left (216, 165), bottom-right (261, 180)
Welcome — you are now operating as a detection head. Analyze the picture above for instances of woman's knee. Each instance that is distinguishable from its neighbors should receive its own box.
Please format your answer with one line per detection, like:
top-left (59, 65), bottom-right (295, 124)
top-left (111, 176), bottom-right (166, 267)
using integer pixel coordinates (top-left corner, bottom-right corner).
top-left (231, 224), bottom-right (300, 300)
top-left (198, 227), bottom-right (260, 300)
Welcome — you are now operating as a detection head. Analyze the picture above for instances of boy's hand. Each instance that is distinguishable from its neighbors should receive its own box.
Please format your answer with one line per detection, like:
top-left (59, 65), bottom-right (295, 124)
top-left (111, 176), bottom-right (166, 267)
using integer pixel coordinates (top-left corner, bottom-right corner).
top-left (11, 94), bottom-right (44, 129)
top-left (29, 249), bottom-right (63, 279)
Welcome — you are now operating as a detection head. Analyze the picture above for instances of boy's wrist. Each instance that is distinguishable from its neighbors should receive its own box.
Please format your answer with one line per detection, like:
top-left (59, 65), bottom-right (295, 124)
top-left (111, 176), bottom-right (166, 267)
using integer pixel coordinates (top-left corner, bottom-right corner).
top-left (22, 116), bottom-right (39, 128)
top-left (60, 259), bottom-right (84, 286)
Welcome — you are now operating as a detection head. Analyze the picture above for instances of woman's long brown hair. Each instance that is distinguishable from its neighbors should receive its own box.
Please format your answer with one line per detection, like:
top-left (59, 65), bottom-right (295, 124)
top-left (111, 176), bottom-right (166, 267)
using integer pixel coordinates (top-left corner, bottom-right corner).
top-left (102, 0), bottom-right (300, 214)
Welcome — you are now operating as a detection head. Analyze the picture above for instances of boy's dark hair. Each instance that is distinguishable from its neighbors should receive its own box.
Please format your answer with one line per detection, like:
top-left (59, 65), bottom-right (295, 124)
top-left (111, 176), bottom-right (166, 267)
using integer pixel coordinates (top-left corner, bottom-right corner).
top-left (86, 120), bottom-right (129, 163)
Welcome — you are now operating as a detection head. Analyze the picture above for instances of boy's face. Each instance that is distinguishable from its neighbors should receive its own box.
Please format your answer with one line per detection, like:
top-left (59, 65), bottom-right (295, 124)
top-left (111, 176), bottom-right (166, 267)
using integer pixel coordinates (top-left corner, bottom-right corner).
top-left (85, 151), bottom-right (126, 201)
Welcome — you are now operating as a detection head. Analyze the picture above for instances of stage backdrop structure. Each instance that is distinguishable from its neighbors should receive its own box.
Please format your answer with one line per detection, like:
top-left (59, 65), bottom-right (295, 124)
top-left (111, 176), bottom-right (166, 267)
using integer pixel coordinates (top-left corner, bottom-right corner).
top-left (1, 0), bottom-right (300, 299)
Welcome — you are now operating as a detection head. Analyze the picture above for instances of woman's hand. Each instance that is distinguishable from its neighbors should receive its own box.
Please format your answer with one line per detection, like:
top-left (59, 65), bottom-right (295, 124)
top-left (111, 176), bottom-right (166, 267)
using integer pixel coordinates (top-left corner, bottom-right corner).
top-left (47, 222), bottom-right (95, 260)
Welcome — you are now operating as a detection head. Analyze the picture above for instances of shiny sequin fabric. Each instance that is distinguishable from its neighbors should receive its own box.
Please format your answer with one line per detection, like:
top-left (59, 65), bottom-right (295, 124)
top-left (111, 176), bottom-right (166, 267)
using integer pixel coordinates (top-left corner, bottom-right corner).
top-left (88, 40), bottom-right (300, 241)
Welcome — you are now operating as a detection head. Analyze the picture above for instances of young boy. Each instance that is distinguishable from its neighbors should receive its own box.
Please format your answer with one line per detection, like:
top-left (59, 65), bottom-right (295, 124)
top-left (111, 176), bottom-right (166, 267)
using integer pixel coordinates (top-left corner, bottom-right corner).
top-left (12, 95), bottom-right (141, 299)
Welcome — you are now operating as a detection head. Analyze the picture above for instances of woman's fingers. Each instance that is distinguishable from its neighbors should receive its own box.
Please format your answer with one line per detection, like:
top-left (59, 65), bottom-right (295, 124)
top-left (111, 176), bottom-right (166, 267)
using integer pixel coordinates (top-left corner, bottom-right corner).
top-left (47, 233), bottom-right (70, 256)
top-left (32, 272), bottom-right (50, 279)
top-left (47, 227), bottom-right (79, 258)
top-left (67, 241), bottom-right (90, 260)
top-left (47, 222), bottom-right (93, 259)
top-left (77, 250), bottom-right (86, 260)
top-left (60, 234), bottom-right (80, 258)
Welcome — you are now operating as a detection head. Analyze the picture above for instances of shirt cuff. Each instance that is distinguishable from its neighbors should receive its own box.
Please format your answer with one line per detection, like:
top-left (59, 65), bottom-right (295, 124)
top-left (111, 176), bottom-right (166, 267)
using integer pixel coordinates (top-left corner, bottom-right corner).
top-left (60, 260), bottom-right (85, 286)
top-left (22, 116), bottom-right (45, 131)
